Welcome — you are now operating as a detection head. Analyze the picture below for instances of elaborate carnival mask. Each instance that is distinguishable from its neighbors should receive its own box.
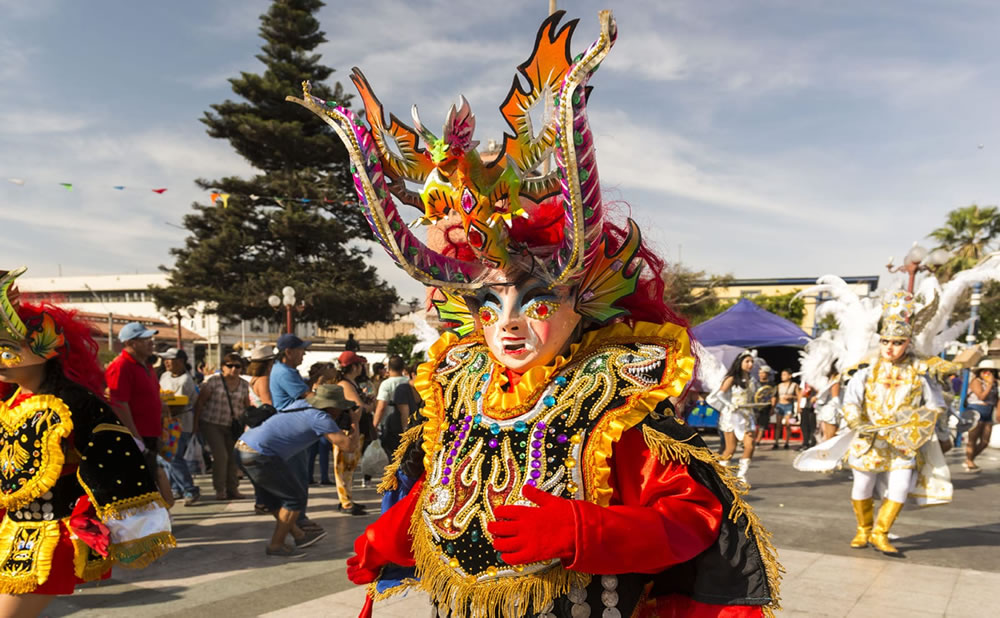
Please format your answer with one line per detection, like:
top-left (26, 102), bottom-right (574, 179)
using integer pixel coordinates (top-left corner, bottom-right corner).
top-left (472, 276), bottom-right (581, 372)
top-left (288, 11), bottom-right (644, 341)
top-left (0, 268), bottom-right (64, 370)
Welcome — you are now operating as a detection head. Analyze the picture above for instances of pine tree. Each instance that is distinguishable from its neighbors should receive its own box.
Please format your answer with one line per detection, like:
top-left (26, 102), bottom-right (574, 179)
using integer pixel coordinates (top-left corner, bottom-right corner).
top-left (153, 0), bottom-right (396, 328)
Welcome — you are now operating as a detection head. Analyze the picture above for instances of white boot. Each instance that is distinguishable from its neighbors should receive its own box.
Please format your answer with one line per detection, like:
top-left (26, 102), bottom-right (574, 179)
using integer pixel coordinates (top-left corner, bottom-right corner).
top-left (737, 458), bottom-right (751, 487)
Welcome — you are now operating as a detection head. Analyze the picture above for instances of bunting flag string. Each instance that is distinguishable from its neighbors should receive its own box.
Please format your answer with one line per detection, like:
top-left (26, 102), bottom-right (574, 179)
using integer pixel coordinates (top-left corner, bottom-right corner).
top-left (4, 176), bottom-right (359, 209)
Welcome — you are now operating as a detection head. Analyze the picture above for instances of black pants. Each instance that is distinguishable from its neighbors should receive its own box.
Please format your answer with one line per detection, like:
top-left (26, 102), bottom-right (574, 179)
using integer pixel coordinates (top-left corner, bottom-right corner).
top-left (799, 407), bottom-right (816, 446)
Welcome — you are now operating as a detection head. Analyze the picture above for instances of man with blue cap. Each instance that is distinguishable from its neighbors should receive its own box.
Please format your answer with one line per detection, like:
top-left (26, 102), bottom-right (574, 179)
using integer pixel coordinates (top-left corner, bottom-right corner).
top-left (270, 333), bottom-right (312, 411)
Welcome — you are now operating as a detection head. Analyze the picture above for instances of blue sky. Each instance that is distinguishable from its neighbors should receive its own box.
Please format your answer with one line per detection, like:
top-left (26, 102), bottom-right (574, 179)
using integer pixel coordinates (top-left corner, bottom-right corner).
top-left (2, 0), bottom-right (999, 303)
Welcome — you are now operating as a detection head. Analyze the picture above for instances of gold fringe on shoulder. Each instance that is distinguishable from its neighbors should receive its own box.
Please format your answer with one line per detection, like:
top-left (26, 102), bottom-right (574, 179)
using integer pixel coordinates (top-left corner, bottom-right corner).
top-left (408, 489), bottom-right (590, 618)
top-left (377, 424), bottom-right (425, 493)
top-left (641, 425), bottom-right (783, 617)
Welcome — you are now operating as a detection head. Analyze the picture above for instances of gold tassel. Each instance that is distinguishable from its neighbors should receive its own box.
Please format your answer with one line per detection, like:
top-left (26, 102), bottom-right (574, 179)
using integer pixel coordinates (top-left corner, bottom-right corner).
top-left (641, 425), bottom-right (784, 615)
top-left (377, 424), bottom-right (425, 493)
top-left (406, 490), bottom-right (590, 618)
top-left (108, 531), bottom-right (177, 569)
top-left (366, 577), bottom-right (421, 602)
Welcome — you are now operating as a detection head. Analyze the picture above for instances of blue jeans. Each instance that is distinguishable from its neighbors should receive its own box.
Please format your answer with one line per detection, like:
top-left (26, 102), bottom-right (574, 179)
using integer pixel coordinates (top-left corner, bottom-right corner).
top-left (168, 431), bottom-right (199, 498)
top-left (236, 450), bottom-right (307, 512)
top-left (307, 437), bottom-right (332, 483)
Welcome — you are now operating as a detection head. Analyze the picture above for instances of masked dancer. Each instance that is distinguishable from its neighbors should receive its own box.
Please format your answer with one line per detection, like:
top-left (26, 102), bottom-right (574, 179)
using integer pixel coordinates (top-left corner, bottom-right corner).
top-left (289, 10), bottom-right (780, 617)
top-left (0, 268), bottom-right (173, 617)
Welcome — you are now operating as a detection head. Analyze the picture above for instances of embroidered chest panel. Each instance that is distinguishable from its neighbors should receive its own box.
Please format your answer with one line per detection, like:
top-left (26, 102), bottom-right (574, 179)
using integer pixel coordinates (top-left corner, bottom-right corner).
top-left (0, 395), bottom-right (73, 511)
top-left (863, 360), bottom-right (924, 425)
top-left (418, 335), bottom-right (683, 583)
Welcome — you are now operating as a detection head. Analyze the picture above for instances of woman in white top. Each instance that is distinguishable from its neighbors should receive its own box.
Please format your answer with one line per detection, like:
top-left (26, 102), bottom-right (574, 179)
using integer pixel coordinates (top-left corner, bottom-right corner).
top-left (708, 352), bottom-right (757, 485)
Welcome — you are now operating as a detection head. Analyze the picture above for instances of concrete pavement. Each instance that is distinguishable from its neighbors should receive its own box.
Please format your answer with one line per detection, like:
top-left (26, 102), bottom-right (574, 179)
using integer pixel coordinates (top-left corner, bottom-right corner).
top-left (47, 437), bottom-right (1000, 617)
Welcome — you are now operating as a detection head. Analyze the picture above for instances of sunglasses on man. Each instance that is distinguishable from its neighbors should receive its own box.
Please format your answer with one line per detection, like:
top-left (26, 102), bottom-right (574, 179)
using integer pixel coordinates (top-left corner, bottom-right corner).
top-left (224, 363), bottom-right (242, 369)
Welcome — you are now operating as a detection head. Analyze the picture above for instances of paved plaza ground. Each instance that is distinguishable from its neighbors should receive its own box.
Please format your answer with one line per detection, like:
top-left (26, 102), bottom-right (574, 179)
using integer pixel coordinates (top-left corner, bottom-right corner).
top-left (47, 436), bottom-right (1000, 617)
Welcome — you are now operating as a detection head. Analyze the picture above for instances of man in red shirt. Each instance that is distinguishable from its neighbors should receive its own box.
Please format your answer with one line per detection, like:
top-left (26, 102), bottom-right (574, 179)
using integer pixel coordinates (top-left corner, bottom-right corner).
top-left (105, 321), bottom-right (173, 505)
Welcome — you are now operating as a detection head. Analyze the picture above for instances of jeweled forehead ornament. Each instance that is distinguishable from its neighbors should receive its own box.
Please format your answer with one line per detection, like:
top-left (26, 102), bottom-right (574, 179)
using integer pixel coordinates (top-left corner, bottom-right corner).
top-left (288, 10), bottom-right (643, 325)
top-left (0, 267), bottom-right (65, 364)
top-left (877, 289), bottom-right (938, 341)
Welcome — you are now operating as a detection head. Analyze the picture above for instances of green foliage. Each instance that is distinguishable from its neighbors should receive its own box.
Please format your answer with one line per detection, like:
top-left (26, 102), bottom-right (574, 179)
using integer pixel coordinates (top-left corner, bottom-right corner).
top-left (153, 0), bottom-right (397, 328)
top-left (386, 334), bottom-right (424, 365)
top-left (928, 204), bottom-right (1000, 280)
top-left (927, 204), bottom-right (1000, 343)
top-left (662, 264), bottom-right (735, 325)
top-left (752, 290), bottom-right (806, 325)
top-left (814, 314), bottom-right (839, 333)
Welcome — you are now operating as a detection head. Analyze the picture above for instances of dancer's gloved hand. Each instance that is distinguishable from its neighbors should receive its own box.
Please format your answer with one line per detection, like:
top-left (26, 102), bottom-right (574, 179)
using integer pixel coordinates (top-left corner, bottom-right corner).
top-left (346, 477), bottom-right (423, 584)
top-left (488, 484), bottom-right (576, 565)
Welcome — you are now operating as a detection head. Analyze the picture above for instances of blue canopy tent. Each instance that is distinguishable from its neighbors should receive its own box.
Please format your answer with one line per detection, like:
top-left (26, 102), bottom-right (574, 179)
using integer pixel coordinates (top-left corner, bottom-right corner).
top-left (686, 299), bottom-right (811, 432)
top-left (692, 298), bottom-right (812, 348)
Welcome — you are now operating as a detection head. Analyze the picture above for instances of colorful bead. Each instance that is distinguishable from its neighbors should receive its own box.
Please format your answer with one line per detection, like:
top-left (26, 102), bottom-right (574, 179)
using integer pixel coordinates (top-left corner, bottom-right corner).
top-left (564, 457), bottom-right (577, 468)
top-left (531, 440), bottom-right (542, 448)
top-left (570, 434), bottom-right (582, 444)
top-left (543, 395), bottom-right (557, 406)
top-left (473, 391), bottom-right (482, 400)
top-left (514, 421), bottom-right (527, 432)
top-left (554, 376), bottom-right (567, 386)
top-left (530, 460), bottom-right (541, 469)
top-left (448, 424), bottom-right (457, 432)
top-left (443, 467), bottom-right (452, 475)
top-left (446, 457), bottom-right (453, 465)
top-left (442, 477), bottom-right (450, 485)
top-left (464, 415), bottom-right (472, 422)
top-left (557, 434), bottom-right (569, 444)
top-left (474, 414), bottom-right (482, 424)
top-left (530, 469), bottom-right (542, 479)
top-left (537, 422), bottom-right (547, 429)
top-left (533, 430), bottom-right (545, 439)
top-left (488, 439), bottom-right (499, 448)
top-left (531, 450), bottom-right (542, 458)
top-left (486, 566), bottom-right (498, 577)
top-left (490, 423), bottom-right (500, 435)
top-left (526, 479), bottom-right (537, 487)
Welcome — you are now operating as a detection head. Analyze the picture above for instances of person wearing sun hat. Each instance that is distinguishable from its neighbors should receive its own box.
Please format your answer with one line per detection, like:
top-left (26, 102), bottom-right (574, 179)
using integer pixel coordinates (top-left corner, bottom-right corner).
top-left (236, 383), bottom-right (362, 555)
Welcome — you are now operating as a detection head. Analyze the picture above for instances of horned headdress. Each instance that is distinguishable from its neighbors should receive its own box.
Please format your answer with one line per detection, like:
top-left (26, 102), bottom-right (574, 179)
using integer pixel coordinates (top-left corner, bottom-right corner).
top-left (288, 10), bottom-right (644, 325)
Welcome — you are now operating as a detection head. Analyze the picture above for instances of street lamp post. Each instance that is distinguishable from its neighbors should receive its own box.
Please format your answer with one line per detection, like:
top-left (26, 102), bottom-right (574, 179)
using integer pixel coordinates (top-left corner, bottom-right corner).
top-left (159, 306), bottom-right (198, 352)
top-left (268, 286), bottom-right (296, 334)
top-left (885, 242), bottom-right (951, 293)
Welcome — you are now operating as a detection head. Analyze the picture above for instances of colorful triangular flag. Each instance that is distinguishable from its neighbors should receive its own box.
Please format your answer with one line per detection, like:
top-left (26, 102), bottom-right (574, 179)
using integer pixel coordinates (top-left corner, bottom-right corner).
top-left (59, 183), bottom-right (73, 191)
top-left (152, 188), bottom-right (167, 194)
top-left (113, 185), bottom-right (125, 190)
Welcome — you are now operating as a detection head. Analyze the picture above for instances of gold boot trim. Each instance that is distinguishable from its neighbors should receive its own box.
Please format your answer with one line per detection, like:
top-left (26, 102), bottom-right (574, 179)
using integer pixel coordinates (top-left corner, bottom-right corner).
top-left (870, 500), bottom-right (904, 555)
top-left (850, 499), bottom-right (873, 549)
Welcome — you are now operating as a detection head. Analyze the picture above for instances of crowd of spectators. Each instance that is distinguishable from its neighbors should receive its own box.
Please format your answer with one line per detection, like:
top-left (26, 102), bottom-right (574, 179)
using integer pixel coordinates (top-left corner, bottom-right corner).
top-left (114, 324), bottom-right (423, 557)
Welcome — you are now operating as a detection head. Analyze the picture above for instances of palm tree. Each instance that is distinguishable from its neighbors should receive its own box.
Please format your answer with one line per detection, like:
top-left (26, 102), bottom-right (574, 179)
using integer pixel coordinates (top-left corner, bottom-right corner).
top-left (928, 204), bottom-right (1000, 279)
